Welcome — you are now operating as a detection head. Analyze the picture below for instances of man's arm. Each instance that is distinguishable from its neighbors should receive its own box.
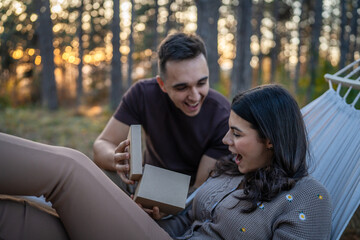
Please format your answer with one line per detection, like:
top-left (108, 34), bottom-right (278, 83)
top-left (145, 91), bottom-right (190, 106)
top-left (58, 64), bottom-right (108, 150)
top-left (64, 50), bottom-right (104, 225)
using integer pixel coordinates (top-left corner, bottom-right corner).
top-left (191, 155), bottom-right (217, 190)
top-left (93, 117), bottom-right (129, 171)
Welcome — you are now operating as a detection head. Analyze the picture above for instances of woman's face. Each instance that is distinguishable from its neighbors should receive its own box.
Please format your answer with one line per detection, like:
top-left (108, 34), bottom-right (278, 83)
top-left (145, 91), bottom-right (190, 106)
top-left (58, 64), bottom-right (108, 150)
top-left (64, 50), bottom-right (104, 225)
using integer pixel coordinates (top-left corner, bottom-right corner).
top-left (222, 110), bottom-right (273, 174)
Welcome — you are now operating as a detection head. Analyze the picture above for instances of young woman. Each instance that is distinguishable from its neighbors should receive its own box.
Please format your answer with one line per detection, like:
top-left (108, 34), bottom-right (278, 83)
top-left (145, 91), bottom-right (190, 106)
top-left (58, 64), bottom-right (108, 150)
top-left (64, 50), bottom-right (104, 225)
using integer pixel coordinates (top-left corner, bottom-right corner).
top-left (0, 85), bottom-right (331, 239)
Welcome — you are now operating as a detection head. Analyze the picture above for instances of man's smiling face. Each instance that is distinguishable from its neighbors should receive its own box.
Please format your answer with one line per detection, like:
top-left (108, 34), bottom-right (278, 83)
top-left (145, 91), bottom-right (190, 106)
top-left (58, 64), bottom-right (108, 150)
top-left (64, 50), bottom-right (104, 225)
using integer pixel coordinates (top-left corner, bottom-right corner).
top-left (157, 54), bottom-right (210, 117)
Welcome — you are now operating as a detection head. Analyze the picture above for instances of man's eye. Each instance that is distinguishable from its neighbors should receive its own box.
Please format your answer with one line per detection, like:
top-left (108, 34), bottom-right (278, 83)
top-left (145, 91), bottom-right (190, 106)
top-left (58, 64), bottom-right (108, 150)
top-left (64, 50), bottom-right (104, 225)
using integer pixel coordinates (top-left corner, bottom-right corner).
top-left (197, 80), bottom-right (207, 86)
top-left (175, 86), bottom-right (187, 91)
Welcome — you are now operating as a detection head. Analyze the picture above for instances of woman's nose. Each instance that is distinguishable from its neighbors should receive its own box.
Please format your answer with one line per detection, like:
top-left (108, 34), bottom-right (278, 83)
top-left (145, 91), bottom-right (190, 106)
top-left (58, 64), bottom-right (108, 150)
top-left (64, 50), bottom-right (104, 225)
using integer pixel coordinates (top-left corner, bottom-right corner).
top-left (222, 130), bottom-right (232, 146)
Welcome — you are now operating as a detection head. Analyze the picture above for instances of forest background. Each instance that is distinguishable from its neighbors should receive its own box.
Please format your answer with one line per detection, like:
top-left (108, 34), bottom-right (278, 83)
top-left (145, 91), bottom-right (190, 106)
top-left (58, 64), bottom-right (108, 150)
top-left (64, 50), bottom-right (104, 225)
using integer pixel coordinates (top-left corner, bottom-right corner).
top-left (0, 0), bottom-right (359, 238)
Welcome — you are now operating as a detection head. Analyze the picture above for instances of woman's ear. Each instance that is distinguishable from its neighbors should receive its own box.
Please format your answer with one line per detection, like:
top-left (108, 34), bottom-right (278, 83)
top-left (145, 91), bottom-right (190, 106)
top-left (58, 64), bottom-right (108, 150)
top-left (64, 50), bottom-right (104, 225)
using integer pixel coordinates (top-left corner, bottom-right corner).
top-left (156, 76), bottom-right (167, 93)
top-left (266, 140), bottom-right (273, 150)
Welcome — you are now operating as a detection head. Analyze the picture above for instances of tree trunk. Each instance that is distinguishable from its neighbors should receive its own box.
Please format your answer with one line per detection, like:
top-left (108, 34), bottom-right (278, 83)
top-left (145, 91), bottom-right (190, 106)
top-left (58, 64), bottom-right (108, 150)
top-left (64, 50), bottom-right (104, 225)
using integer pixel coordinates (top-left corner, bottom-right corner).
top-left (306, 0), bottom-right (322, 103)
top-left (110, 0), bottom-right (123, 110)
top-left (76, 1), bottom-right (84, 107)
top-left (270, 0), bottom-right (280, 84)
top-left (195, 0), bottom-right (221, 88)
top-left (339, 0), bottom-right (349, 69)
top-left (355, 0), bottom-right (360, 59)
top-left (255, 0), bottom-right (264, 85)
top-left (231, 0), bottom-right (253, 97)
top-left (165, 0), bottom-right (175, 36)
top-left (127, 0), bottom-right (135, 89)
top-left (294, 0), bottom-right (305, 95)
top-left (151, 0), bottom-right (159, 77)
top-left (349, 0), bottom-right (359, 63)
top-left (37, 0), bottom-right (58, 110)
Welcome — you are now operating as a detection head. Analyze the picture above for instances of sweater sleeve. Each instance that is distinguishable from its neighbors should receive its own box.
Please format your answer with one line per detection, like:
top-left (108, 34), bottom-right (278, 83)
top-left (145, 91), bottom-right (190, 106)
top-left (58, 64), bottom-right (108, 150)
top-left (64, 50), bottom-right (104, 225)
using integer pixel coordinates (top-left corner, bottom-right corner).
top-left (272, 181), bottom-right (332, 240)
top-left (156, 209), bottom-right (194, 239)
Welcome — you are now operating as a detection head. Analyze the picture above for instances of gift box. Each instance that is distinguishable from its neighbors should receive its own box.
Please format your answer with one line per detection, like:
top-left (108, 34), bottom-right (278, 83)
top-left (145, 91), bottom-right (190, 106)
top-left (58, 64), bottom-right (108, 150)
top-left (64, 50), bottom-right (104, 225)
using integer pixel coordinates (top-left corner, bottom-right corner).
top-left (133, 164), bottom-right (191, 215)
top-left (127, 125), bottom-right (143, 181)
top-left (128, 125), bottom-right (191, 215)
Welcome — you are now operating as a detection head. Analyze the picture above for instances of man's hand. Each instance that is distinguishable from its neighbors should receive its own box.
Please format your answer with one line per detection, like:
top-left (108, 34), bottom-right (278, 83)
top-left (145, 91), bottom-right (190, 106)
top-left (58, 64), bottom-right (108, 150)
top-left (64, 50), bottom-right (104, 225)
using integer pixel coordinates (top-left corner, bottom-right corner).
top-left (114, 139), bottom-right (135, 185)
top-left (93, 118), bottom-right (130, 171)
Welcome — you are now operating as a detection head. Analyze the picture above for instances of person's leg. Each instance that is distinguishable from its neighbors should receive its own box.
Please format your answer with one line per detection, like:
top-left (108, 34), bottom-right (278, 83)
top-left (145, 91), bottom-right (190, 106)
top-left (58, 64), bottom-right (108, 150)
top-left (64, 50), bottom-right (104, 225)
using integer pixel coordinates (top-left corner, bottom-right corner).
top-left (0, 197), bottom-right (69, 240)
top-left (0, 133), bottom-right (171, 240)
top-left (102, 169), bottom-right (137, 195)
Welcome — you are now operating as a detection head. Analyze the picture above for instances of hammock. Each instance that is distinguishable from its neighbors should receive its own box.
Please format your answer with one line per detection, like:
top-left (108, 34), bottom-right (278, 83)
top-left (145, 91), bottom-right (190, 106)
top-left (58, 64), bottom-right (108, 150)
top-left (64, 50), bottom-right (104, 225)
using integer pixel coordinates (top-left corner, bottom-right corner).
top-left (301, 59), bottom-right (360, 240)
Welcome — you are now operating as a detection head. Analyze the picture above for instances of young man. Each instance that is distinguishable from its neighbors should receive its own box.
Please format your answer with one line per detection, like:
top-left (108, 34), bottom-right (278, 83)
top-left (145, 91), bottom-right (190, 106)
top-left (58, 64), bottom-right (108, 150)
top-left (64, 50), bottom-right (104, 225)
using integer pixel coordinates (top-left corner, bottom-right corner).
top-left (93, 33), bottom-right (230, 193)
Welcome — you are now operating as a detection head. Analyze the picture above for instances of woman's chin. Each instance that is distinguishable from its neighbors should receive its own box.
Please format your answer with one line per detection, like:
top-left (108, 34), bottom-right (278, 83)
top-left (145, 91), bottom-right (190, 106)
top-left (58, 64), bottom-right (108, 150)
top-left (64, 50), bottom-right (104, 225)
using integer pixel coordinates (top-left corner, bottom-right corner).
top-left (237, 166), bottom-right (245, 174)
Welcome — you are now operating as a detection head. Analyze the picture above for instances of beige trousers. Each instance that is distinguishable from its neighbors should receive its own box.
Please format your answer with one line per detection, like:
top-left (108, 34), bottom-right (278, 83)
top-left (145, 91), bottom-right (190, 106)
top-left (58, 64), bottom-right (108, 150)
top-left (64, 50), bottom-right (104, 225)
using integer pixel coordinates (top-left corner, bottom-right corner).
top-left (0, 133), bottom-right (171, 240)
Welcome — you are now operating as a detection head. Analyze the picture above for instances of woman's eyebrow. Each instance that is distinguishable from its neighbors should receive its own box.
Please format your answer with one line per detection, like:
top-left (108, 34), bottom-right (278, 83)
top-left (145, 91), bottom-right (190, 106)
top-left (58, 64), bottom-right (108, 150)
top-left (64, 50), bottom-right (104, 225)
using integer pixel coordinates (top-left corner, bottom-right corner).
top-left (230, 126), bottom-right (243, 132)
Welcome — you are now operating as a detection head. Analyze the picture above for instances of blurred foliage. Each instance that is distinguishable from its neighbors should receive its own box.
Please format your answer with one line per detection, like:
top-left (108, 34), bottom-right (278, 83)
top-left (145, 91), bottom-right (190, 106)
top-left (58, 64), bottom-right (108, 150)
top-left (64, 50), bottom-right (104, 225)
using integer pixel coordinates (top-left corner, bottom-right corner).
top-left (0, 0), bottom-right (359, 108)
top-left (0, 105), bottom-right (112, 158)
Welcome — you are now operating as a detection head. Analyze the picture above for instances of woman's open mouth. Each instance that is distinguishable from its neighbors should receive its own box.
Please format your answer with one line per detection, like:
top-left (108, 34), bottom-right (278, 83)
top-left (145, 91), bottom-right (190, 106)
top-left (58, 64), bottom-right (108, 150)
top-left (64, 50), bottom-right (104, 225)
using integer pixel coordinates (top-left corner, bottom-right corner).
top-left (235, 154), bottom-right (242, 165)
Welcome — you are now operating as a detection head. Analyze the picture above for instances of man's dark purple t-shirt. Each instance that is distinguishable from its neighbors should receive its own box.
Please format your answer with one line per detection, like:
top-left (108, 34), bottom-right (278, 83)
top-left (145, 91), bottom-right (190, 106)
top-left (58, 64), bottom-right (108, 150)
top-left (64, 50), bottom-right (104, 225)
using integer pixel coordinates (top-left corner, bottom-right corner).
top-left (114, 78), bottom-right (230, 183)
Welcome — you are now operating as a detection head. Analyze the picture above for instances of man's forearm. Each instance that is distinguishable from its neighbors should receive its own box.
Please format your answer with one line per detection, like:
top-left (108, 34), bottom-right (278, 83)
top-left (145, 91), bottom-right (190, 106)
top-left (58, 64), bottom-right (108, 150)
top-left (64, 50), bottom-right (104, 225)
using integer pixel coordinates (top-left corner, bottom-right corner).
top-left (192, 155), bottom-right (217, 189)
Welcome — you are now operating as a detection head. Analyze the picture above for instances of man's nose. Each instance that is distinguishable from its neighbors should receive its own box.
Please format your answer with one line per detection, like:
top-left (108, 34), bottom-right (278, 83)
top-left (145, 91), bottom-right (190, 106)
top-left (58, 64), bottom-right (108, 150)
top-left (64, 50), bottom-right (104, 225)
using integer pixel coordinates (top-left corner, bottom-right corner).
top-left (188, 87), bottom-right (200, 100)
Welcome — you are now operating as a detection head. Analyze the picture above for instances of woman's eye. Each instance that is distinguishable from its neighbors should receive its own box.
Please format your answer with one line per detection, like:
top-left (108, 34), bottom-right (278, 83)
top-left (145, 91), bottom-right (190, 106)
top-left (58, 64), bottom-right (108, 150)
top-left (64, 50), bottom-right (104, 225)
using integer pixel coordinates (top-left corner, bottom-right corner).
top-left (233, 132), bottom-right (241, 137)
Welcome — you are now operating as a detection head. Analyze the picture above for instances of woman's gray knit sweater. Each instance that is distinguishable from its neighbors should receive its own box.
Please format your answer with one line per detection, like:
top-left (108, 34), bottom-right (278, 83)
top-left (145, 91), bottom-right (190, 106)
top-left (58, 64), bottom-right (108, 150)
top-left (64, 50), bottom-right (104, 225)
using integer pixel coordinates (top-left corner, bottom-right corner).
top-left (159, 175), bottom-right (332, 239)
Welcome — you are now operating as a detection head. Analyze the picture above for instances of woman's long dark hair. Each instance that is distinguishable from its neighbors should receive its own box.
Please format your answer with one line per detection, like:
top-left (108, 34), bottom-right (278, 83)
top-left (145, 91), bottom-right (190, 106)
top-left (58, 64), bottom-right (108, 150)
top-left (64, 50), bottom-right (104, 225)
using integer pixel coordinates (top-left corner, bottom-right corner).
top-left (212, 84), bottom-right (309, 213)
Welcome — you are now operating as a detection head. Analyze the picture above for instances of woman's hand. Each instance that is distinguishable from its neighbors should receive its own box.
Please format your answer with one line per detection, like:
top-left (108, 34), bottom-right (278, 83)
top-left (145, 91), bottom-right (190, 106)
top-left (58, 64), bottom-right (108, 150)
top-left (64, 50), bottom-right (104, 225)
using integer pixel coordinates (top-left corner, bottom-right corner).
top-left (147, 206), bottom-right (167, 220)
top-left (131, 195), bottom-right (167, 220)
top-left (140, 205), bottom-right (167, 220)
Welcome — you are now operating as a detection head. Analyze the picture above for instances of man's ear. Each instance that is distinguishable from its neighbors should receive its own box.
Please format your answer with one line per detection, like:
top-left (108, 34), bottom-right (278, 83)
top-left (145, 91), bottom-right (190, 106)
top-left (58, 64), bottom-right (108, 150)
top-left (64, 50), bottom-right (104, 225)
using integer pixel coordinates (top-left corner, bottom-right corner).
top-left (156, 76), bottom-right (167, 93)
